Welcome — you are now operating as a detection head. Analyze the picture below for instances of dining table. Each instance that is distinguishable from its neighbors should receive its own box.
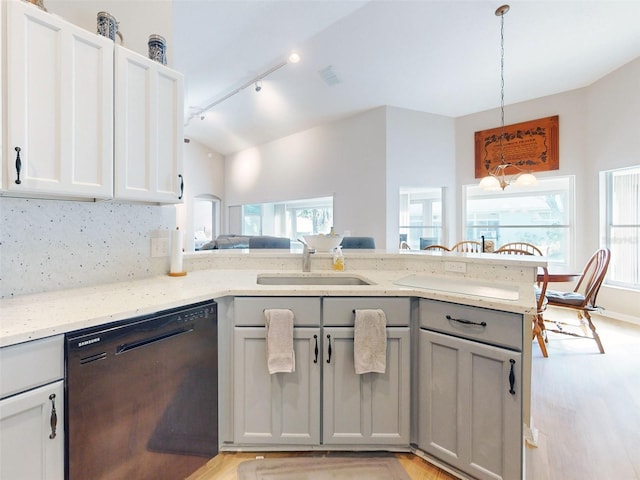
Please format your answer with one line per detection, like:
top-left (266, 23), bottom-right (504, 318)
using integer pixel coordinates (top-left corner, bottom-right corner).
top-left (537, 269), bottom-right (581, 283)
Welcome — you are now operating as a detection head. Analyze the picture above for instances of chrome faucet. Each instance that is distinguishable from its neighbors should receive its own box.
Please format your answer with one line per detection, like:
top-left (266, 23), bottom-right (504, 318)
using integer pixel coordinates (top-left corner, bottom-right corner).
top-left (300, 240), bottom-right (315, 272)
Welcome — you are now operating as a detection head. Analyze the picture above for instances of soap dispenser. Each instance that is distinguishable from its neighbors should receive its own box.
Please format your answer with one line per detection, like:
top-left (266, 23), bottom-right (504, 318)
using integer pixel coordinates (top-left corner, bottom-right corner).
top-left (333, 246), bottom-right (344, 271)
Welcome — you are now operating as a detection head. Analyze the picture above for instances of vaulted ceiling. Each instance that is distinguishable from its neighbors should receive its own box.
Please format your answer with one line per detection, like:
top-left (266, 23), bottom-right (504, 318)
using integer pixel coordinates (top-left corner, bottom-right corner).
top-left (174, 1), bottom-right (640, 155)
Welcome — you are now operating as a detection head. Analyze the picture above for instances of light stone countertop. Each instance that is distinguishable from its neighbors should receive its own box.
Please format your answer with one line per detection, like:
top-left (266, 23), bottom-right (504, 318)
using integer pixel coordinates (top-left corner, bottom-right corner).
top-left (0, 251), bottom-right (543, 347)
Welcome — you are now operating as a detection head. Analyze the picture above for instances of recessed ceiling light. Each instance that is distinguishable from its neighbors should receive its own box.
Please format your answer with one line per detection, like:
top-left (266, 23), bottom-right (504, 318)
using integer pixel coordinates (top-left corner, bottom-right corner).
top-left (288, 52), bottom-right (301, 64)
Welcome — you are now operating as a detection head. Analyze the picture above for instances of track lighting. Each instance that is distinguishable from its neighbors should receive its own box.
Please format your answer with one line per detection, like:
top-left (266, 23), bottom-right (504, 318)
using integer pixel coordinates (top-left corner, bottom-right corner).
top-left (288, 52), bottom-right (301, 64)
top-left (185, 50), bottom-right (302, 125)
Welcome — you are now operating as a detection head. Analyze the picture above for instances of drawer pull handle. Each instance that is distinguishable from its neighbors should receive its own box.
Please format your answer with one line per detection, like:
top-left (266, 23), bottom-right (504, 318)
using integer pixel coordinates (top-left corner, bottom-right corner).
top-left (509, 359), bottom-right (516, 395)
top-left (445, 315), bottom-right (487, 328)
top-left (178, 174), bottom-right (184, 200)
top-left (49, 394), bottom-right (57, 439)
top-left (313, 334), bottom-right (318, 364)
top-left (326, 334), bottom-right (332, 364)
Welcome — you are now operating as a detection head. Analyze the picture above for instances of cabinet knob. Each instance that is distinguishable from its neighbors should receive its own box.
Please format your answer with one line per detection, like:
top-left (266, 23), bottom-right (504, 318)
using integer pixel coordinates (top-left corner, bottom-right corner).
top-left (14, 147), bottom-right (22, 185)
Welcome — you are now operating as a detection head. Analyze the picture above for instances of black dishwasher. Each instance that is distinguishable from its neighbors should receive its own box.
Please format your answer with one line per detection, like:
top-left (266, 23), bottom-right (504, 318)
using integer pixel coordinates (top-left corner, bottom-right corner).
top-left (65, 300), bottom-right (217, 480)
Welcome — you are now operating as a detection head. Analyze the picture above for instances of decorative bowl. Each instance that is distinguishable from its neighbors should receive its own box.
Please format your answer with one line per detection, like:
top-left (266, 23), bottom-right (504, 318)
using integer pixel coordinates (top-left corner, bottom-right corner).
top-left (303, 234), bottom-right (343, 252)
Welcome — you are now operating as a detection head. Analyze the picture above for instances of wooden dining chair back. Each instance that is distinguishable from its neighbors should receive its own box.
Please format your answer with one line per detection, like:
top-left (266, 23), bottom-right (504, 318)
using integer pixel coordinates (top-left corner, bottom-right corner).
top-left (423, 244), bottom-right (450, 252)
top-left (496, 247), bottom-right (549, 357)
top-left (543, 248), bottom-right (611, 354)
top-left (451, 240), bottom-right (483, 253)
top-left (496, 242), bottom-right (544, 256)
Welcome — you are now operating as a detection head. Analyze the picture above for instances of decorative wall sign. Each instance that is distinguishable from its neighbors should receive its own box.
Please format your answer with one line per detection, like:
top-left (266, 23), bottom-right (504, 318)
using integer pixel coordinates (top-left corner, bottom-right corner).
top-left (474, 115), bottom-right (559, 178)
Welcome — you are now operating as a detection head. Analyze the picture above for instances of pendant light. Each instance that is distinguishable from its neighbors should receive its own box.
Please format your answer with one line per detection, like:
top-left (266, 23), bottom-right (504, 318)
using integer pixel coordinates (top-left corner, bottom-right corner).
top-left (479, 5), bottom-right (537, 191)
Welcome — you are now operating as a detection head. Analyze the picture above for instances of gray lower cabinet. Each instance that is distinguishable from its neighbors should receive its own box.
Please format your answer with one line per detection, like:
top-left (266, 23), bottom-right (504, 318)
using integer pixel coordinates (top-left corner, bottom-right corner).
top-left (322, 297), bottom-right (411, 446)
top-left (418, 299), bottom-right (523, 480)
top-left (233, 296), bottom-right (411, 448)
top-left (234, 326), bottom-right (321, 445)
top-left (323, 326), bottom-right (410, 445)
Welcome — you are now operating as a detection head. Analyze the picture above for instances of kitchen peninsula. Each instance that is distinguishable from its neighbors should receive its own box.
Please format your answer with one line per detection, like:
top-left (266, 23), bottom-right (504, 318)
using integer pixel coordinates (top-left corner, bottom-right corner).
top-left (0, 250), bottom-right (544, 480)
top-left (0, 250), bottom-right (542, 346)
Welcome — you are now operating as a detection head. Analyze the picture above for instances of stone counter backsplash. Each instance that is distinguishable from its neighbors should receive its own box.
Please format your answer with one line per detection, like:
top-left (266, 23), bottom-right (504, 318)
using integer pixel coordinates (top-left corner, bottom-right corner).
top-left (0, 197), bottom-right (175, 299)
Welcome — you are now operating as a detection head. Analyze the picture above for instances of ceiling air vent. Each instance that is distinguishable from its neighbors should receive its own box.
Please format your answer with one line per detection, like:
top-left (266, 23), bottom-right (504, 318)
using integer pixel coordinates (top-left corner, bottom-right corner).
top-left (318, 66), bottom-right (341, 86)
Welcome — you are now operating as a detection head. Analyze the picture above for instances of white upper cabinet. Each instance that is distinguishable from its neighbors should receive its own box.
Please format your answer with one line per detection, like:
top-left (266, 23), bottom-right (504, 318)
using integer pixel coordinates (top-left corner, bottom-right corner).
top-left (114, 45), bottom-right (184, 203)
top-left (4, 0), bottom-right (113, 199)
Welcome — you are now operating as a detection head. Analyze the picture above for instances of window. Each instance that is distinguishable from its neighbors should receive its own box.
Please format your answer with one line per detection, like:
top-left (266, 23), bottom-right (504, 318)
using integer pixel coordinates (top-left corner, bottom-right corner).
top-left (602, 166), bottom-right (640, 290)
top-left (464, 177), bottom-right (574, 264)
top-left (242, 204), bottom-right (263, 236)
top-left (241, 196), bottom-right (333, 240)
top-left (193, 196), bottom-right (220, 250)
top-left (399, 187), bottom-right (445, 249)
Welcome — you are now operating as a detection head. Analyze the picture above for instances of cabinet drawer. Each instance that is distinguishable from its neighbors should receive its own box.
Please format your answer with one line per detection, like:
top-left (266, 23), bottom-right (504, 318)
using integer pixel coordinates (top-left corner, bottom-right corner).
top-left (235, 297), bottom-right (321, 326)
top-left (323, 297), bottom-right (410, 326)
top-left (419, 299), bottom-right (522, 350)
top-left (0, 335), bottom-right (64, 399)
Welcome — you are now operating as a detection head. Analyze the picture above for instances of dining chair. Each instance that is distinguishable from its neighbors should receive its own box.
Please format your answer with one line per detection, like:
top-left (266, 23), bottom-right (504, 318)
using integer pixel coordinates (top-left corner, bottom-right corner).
top-left (496, 242), bottom-right (544, 256)
top-left (451, 240), bottom-right (483, 253)
top-left (543, 248), bottom-right (611, 354)
top-left (496, 247), bottom-right (549, 357)
top-left (423, 244), bottom-right (450, 252)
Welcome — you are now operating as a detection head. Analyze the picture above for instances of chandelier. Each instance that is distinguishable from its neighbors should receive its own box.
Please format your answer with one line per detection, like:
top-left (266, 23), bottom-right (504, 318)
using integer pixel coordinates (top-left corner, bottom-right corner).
top-left (479, 5), bottom-right (537, 191)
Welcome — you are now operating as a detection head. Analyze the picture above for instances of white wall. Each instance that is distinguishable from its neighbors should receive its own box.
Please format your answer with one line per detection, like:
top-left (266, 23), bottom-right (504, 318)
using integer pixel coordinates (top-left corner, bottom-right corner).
top-left (225, 106), bottom-right (457, 249)
top-left (225, 107), bottom-right (388, 246)
top-left (587, 58), bottom-right (640, 322)
top-left (455, 58), bottom-right (640, 320)
top-left (176, 139), bottom-right (225, 251)
top-left (385, 107), bottom-right (456, 247)
top-left (455, 88), bottom-right (588, 263)
top-left (45, 0), bottom-right (174, 64)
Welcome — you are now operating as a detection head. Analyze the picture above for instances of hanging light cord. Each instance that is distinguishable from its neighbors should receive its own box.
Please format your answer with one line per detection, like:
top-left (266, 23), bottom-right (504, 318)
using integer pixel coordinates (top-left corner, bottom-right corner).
top-left (498, 6), bottom-right (506, 165)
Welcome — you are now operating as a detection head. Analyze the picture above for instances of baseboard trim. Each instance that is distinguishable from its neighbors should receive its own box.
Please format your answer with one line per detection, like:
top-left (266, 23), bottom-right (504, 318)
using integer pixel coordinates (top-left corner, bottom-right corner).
top-left (596, 311), bottom-right (640, 327)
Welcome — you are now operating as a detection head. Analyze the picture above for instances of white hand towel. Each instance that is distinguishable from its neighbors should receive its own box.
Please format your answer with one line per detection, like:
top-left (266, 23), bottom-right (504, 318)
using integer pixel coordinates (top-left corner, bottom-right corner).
top-left (354, 309), bottom-right (387, 374)
top-left (264, 309), bottom-right (295, 374)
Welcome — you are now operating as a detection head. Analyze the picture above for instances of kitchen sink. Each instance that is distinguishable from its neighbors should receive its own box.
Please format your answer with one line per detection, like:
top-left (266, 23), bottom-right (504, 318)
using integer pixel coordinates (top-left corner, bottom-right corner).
top-left (256, 273), bottom-right (374, 286)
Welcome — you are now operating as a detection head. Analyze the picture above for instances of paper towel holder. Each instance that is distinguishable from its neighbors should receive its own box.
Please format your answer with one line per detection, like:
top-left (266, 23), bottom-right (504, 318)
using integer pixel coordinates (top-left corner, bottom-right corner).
top-left (169, 227), bottom-right (187, 277)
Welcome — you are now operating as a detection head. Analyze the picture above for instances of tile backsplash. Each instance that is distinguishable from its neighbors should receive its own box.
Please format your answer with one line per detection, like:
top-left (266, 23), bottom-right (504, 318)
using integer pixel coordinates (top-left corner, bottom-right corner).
top-left (0, 197), bottom-right (175, 298)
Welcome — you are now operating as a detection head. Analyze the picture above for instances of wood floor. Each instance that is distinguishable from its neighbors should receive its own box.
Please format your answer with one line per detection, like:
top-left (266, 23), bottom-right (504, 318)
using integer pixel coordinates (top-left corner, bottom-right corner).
top-left (188, 451), bottom-right (454, 480)
top-left (526, 309), bottom-right (640, 480)
top-left (189, 309), bottom-right (640, 480)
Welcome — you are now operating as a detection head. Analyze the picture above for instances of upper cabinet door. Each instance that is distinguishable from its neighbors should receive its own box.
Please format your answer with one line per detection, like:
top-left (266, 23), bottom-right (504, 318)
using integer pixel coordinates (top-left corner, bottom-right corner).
top-left (5, 0), bottom-right (114, 199)
top-left (114, 46), bottom-right (184, 204)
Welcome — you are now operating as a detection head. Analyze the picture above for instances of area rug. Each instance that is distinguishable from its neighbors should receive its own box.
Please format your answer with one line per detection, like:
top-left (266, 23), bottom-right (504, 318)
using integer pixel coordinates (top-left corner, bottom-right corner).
top-left (237, 454), bottom-right (411, 480)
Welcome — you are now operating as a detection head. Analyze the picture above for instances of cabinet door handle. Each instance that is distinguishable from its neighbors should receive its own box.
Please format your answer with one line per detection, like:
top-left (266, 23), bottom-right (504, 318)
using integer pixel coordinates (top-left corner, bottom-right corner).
top-left (178, 174), bottom-right (184, 199)
top-left (445, 315), bottom-right (487, 328)
top-left (14, 147), bottom-right (22, 184)
top-left (48, 394), bottom-right (57, 439)
top-left (508, 359), bottom-right (516, 395)
top-left (313, 334), bottom-right (318, 364)
top-left (326, 334), bottom-right (332, 364)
